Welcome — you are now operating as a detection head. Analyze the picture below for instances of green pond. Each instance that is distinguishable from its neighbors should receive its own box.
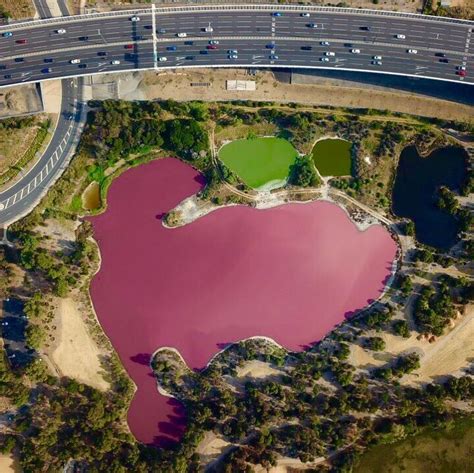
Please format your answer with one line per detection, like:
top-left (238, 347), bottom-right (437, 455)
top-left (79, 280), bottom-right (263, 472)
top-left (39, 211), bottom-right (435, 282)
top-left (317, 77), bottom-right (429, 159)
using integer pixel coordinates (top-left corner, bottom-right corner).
top-left (218, 137), bottom-right (298, 190)
top-left (311, 138), bottom-right (352, 176)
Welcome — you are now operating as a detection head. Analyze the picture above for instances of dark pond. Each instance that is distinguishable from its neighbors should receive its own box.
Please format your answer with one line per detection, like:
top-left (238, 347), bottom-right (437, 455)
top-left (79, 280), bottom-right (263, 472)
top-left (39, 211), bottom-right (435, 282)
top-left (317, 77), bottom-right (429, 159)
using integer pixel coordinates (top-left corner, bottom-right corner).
top-left (392, 145), bottom-right (468, 249)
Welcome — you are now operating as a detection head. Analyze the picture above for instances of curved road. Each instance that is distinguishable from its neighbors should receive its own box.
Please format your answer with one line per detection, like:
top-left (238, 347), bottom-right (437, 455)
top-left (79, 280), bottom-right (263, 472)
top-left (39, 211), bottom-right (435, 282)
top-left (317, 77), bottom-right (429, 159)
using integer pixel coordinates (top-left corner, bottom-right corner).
top-left (0, 5), bottom-right (471, 87)
top-left (0, 78), bottom-right (85, 225)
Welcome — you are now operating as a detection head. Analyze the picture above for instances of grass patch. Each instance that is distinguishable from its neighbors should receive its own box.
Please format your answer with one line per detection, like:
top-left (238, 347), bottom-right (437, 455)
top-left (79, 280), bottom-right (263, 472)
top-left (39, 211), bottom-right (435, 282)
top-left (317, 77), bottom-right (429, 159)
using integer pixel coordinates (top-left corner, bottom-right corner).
top-left (218, 136), bottom-right (298, 189)
top-left (311, 138), bottom-right (352, 176)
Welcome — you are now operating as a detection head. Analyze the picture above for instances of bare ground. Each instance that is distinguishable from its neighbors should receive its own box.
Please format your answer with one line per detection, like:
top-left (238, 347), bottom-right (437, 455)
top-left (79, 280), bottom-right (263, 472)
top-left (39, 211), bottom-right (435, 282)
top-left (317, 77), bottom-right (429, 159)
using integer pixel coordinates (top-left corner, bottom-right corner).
top-left (138, 69), bottom-right (474, 122)
top-left (0, 0), bottom-right (34, 19)
top-left (0, 454), bottom-right (21, 473)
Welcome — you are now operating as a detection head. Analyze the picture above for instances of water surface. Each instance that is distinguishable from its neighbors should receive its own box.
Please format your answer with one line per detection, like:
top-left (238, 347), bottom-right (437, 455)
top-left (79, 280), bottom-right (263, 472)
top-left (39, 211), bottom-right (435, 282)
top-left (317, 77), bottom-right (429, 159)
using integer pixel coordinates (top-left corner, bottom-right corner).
top-left (89, 158), bottom-right (397, 447)
top-left (312, 138), bottom-right (352, 176)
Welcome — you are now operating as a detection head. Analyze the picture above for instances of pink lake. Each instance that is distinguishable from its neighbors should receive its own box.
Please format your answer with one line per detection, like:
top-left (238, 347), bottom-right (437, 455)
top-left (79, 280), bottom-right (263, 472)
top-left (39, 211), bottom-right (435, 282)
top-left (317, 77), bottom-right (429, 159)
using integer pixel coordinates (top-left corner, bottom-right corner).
top-left (89, 157), bottom-right (397, 447)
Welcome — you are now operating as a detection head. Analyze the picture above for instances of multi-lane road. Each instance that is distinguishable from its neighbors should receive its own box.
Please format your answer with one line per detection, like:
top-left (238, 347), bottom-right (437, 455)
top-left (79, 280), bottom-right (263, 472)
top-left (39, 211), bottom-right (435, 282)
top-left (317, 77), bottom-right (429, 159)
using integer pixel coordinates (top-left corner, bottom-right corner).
top-left (0, 5), bottom-right (472, 87)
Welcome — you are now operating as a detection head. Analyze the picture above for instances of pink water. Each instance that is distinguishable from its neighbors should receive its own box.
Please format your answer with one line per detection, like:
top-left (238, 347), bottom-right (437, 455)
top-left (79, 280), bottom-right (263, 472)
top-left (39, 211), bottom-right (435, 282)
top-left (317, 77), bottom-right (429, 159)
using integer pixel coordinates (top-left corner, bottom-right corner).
top-left (89, 157), bottom-right (397, 447)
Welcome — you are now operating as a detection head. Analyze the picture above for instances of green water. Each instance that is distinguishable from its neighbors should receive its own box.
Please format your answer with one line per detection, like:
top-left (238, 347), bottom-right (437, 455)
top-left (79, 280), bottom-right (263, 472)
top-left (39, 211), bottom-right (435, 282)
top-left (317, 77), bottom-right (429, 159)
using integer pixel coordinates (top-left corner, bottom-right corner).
top-left (311, 138), bottom-right (352, 176)
top-left (218, 137), bottom-right (298, 189)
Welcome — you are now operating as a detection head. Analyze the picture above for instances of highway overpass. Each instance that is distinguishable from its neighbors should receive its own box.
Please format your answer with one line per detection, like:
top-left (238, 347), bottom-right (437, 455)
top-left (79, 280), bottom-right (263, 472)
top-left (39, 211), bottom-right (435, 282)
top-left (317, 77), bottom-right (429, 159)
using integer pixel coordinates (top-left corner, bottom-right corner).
top-left (0, 5), bottom-right (472, 87)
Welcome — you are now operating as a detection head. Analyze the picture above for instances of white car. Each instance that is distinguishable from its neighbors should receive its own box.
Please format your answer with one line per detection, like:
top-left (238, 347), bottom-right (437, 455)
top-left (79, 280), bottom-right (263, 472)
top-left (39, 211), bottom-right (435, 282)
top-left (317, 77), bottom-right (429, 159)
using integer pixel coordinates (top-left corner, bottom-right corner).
top-left (301, 13), bottom-right (310, 17)
top-left (372, 60), bottom-right (382, 65)
top-left (227, 49), bottom-right (238, 54)
top-left (320, 57), bottom-right (329, 62)
top-left (177, 32), bottom-right (187, 38)
top-left (396, 34), bottom-right (406, 39)
top-left (228, 54), bottom-right (238, 59)
top-left (111, 60), bottom-right (120, 65)
top-left (158, 56), bottom-right (168, 62)
top-left (308, 23), bottom-right (317, 28)
top-left (70, 58), bottom-right (80, 64)
top-left (270, 55), bottom-right (279, 60)
top-left (209, 40), bottom-right (219, 45)
top-left (373, 55), bottom-right (382, 60)
top-left (56, 29), bottom-right (66, 34)
top-left (320, 41), bottom-right (330, 46)
top-left (407, 49), bottom-right (418, 54)
top-left (325, 51), bottom-right (335, 56)
top-left (204, 25), bottom-right (213, 33)
top-left (350, 49), bottom-right (361, 54)
top-left (456, 65), bottom-right (466, 71)
top-left (130, 16), bottom-right (140, 22)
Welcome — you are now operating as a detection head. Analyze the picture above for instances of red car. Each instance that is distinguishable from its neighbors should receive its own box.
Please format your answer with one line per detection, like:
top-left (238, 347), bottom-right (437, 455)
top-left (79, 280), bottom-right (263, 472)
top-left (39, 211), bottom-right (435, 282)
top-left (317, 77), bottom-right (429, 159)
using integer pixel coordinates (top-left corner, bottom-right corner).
top-left (124, 44), bottom-right (134, 49)
top-left (16, 39), bottom-right (27, 44)
top-left (457, 70), bottom-right (466, 77)
top-left (206, 44), bottom-right (217, 50)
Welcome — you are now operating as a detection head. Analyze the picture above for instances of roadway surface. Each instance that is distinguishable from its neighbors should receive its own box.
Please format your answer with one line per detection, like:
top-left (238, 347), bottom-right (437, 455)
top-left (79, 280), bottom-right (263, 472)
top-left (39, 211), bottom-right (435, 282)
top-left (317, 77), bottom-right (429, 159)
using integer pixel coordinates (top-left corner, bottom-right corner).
top-left (0, 78), bottom-right (85, 225)
top-left (0, 5), bottom-right (472, 86)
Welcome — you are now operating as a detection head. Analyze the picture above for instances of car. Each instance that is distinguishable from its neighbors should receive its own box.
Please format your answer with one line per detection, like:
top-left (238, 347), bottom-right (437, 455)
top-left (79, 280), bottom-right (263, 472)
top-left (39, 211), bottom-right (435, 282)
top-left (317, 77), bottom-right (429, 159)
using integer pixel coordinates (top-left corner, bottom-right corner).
top-left (207, 44), bottom-right (217, 49)
top-left (79, 36), bottom-right (89, 41)
top-left (14, 58), bottom-right (24, 63)
top-left (300, 12), bottom-right (310, 17)
top-left (227, 49), bottom-right (238, 54)
top-left (272, 12), bottom-right (282, 17)
top-left (209, 40), bottom-right (219, 45)
top-left (372, 55), bottom-right (382, 60)
top-left (435, 52), bottom-right (446, 57)
top-left (457, 70), bottom-right (466, 76)
top-left (41, 67), bottom-right (52, 73)
top-left (320, 57), bottom-right (329, 62)
top-left (56, 29), bottom-right (66, 34)
top-left (16, 39), bottom-right (27, 44)
top-left (124, 44), bottom-right (134, 49)
top-left (70, 58), bottom-right (80, 64)
top-left (457, 65), bottom-right (466, 71)
top-left (439, 58), bottom-right (449, 63)
top-left (78, 64), bottom-right (87, 69)
top-left (44, 58), bottom-right (54, 63)
top-left (344, 43), bottom-right (353, 48)
top-left (396, 34), bottom-right (406, 39)
top-left (308, 23), bottom-right (317, 28)
top-left (133, 35), bottom-right (144, 41)
top-left (111, 60), bottom-right (120, 65)
top-left (407, 49), bottom-right (417, 54)
top-left (2, 32), bottom-right (12, 38)
top-left (266, 43), bottom-right (275, 49)
top-left (228, 54), bottom-right (238, 59)
top-left (200, 50), bottom-right (209, 54)
top-left (167, 45), bottom-right (177, 51)
top-left (4, 74), bottom-right (11, 79)
top-left (130, 16), bottom-right (140, 22)
top-left (371, 60), bottom-right (382, 65)
top-left (204, 25), bottom-right (213, 33)
top-left (144, 25), bottom-right (153, 30)
top-left (157, 28), bottom-right (166, 34)
top-left (360, 26), bottom-right (371, 31)
top-left (185, 55), bottom-right (195, 60)
top-left (350, 49), bottom-right (361, 54)
top-left (325, 51), bottom-right (335, 56)
top-left (269, 55), bottom-right (279, 60)
top-left (320, 41), bottom-right (330, 46)
top-left (158, 56), bottom-right (167, 62)
top-left (97, 51), bottom-right (107, 56)
top-left (301, 46), bottom-right (313, 51)
top-left (177, 32), bottom-right (187, 38)
top-left (184, 41), bottom-right (194, 45)
top-left (0, 65), bottom-right (6, 70)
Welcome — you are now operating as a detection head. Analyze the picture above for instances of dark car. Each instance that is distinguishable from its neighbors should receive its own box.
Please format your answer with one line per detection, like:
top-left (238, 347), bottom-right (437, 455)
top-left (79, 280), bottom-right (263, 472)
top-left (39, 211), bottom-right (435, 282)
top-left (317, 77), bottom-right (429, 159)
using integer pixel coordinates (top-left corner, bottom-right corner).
top-left (266, 43), bottom-right (275, 49)
top-left (133, 35), bottom-right (144, 41)
top-left (97, 51), bottom-right (107, 56)
top-left (14, 58), bottom-right (24, 62)
top-left (78, 63), bottom-right (87, 68)
top-left (0, 65), bottom-right (6, 70)
top-left (184, 41), bottom-right (194, 45)
top-left (167, 45), bottom-right (177, 51)
top-left (435, 52), bottom-right (446, 57)
top-left (41, 67), bottom-right (52, 73)
top-left (124, 44), bottom-right (134, 49)
top-left (16, 39), bottom-right (27, 44)
top-left (144, 25), bottom-right (153, 30)
top-left (344, 43), bottom-right (353, 48)
top-left (44, 58), bottom-right (54, 63)
top-left (301, 46), bottom-right (312, 51)
top-left (206, 44), bottom-right (217, 50)
top-left (4, 74), bottom-right (11, 79)
top-left (199, 50), bottom-right (209, 54)
top-left (439, 58), bottom-right (449, 63)
top-left (79, 36), bottom-right (89, 41)
top-left (360, 26), bottom-right (371, 31)
top-left (124, 53), bottom-right (137, 60)
top-left (185, 55), bottom-right (195, 60)
top-left (157, 28), bottom-right (166, 34)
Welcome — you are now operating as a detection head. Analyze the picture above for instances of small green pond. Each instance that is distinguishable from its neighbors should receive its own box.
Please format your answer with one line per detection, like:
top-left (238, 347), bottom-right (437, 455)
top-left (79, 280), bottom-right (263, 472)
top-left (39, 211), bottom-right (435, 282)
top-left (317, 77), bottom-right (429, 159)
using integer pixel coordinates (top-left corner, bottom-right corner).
top-left (218, 137), bottom-right (298, 190)
top-left (311, 138), bottom-right (352, 176)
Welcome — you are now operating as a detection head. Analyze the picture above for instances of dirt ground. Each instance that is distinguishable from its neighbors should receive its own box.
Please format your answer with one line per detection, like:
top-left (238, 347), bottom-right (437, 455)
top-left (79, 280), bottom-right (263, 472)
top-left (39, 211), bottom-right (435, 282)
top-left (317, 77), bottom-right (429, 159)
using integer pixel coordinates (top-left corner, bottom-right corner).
top-left (138, 69), bottom-right (474, 122)
top-left (51, 297), bottom-right (110, 391)
top-left (0, 454), bottom-right (21, 473)
top-left (0, 85), bottom-right (44, 119)
top-left (0, 0), bottom-right (34, 19)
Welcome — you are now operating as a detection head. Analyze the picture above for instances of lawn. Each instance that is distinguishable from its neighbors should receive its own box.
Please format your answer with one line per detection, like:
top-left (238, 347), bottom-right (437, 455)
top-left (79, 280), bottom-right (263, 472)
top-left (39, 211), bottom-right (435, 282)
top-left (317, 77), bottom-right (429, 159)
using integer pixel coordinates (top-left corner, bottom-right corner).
top-left (355, 417), bottom-right (474, 473)
top-left (311, 138), bottom-right (352, 176)
top-left (218, 137), bottom-right (298, 189)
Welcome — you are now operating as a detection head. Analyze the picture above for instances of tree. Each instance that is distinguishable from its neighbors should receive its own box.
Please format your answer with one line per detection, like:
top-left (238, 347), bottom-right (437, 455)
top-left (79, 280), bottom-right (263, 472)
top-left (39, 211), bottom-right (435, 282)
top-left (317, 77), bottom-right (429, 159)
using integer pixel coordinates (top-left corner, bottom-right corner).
top-left (288, 155), bottom-right (320, 187)
top-left (366, 336), bottom-right (386, 351)
top-left (393, 320), bottom-right (410, 338)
